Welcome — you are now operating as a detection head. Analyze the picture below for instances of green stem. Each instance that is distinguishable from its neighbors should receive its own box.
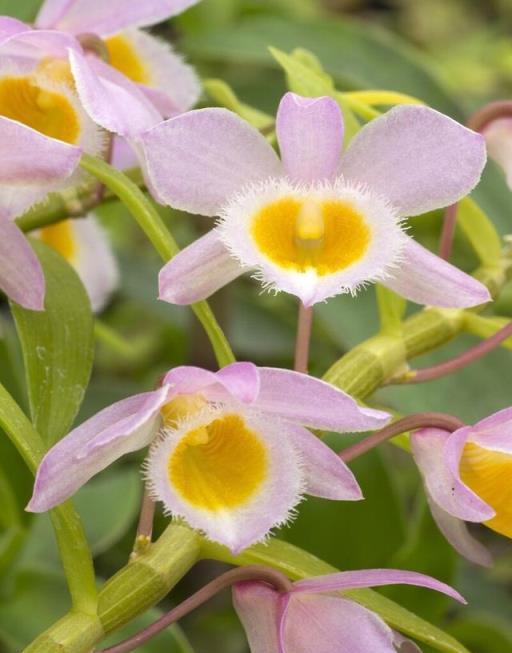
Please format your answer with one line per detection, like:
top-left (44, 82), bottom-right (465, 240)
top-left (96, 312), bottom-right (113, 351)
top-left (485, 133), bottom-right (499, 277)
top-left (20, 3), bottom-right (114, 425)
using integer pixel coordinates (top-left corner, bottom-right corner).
top-left (79, 154), bottom-right (235, 367)
top-left (0, 383), bottom-right (98, 615)
top-left (94, 320), bottom-right (141, 360)
top-left (24, 523), bottom-right (201, 653)
top-left (16, 168), bottom-right (145, 233)
top-left (323, 257), bottom-right (512, 397)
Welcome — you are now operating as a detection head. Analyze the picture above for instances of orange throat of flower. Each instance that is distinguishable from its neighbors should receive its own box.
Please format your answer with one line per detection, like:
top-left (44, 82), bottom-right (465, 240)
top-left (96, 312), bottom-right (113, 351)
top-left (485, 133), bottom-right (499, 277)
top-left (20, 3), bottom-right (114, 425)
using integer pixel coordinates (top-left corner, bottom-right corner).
top-left (460, 441), bottom-right (512, 538)
top-left (250, 196), bottom-right (371, 275)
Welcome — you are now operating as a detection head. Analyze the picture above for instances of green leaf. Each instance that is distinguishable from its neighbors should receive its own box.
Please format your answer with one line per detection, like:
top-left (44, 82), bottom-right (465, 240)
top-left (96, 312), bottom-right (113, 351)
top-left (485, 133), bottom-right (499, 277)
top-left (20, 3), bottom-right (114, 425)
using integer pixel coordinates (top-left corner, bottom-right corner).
top-left (269, 46), bottom-right (360, 143)
top-left (10, 241), bottom-right (94, 445)
top-left (456, 197), bottom-right (502, 266)
top-left (0, 0), bottom-right (42, 21)
top-left (376, 285), bottom-right (407, 337)
top-left (184, 15), bottom-right (462, 117)
top-left (203, 78), bottom-right (274, 130)
top-left (202, 537), bottom-right (470, 653)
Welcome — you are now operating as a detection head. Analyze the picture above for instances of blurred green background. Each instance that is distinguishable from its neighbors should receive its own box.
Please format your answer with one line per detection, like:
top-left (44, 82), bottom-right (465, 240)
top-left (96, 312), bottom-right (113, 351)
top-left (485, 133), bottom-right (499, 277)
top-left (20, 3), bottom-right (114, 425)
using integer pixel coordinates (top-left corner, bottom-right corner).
top-left (1, 0), bottom-right (512, 651)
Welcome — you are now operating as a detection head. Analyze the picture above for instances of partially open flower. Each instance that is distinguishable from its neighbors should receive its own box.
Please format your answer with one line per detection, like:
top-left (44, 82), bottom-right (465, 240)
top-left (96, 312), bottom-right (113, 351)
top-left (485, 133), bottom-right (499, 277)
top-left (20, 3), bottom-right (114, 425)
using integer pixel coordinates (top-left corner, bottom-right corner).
top-left (37, 214), bottom-right (119, 312)
top-left (141, 92), bottom-right (489, 308)
top-left (233, 568), bottom-right (465, 653)
top-left (411, 407), bottom-right (512, 566)
top-left (0, 25), bottom-right (109, 310)
top-left (27, 362), bottom-right (389, 552)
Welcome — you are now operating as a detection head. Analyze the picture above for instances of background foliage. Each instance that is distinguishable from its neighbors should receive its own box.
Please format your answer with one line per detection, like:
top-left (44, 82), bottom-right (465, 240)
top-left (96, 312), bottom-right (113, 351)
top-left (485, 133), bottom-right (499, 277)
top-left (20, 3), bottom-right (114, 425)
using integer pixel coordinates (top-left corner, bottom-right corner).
top-left (0, 1), bottom-right (511, 651)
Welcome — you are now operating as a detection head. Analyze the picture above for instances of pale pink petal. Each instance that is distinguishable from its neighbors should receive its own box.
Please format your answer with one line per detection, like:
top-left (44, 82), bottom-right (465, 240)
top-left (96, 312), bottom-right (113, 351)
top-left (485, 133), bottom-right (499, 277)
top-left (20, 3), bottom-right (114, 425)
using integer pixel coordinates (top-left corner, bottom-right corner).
top-left (285, 423), bottom-right (362, 500)
top-left (232, 582), bottom-right (282, 653)
top-left (470, 407), bottom-right (512, 454)
top-left (341, 105), bottom-right (486, 217)
top-left (0, 17), bottom-right (29, 41)
top-left (427, 494), bottom-right (493, 567)
top-left (216, 363), bottom-right (261, 404)
top-left (254, 367), bottom-right (389, 432)
top-left (111, 137), bottom-right (139, 170)
top-left (292, 568), bottom-right (465, 603)
top-left (27, 387), bottom-right (169, 512)
top-left (36, 0), bottom-right (201, 35)
top-left (0, 28), bottom-right (81, 59)
top-left (69, 50), bottom-right (162, 138)
top-left (119, 29), bottom-right (200, 114)
top-left (141, 108), bottom-right (283, 216)
top-left (411, 428), bottom-right (494, 522)
top-left (482, 118), bottom-right (512, 189)
top-left (139, 85), bottom-right (181, 118)
top-left (284, 594), bottom-right (397, 653)
top-left (0, 214), bottom-right (45, 310)
top-left (163, 362), bottom-right (260, 405)
top-left (276, 92), bottom-right (343, 183)
top-left (158, 230), bottom-right (243, 305)
top-left (382, 237), bottom-right (491, 308)
top-left (0, 117), bottom-right (81, 217)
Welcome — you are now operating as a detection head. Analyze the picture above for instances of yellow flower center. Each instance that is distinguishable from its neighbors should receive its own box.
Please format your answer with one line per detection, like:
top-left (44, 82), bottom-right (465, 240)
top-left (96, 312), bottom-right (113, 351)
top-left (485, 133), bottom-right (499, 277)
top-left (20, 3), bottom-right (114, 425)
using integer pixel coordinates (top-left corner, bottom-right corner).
top-left (0, 76), bottom-right (80, 144)
top-left (104, 35), bottom-right (150, 84)
top-left (168, 413), bottom-right (268, 511)
top-left (161, 394), bottom-right (207, 427)
top-left (459, 442), bottom-right (512, 538)
top-left (39, 220), bottom-right (77, 261)
top-left (36, 58), bottom-right (76, 89)
top-left (251, 197), bottom-right (371, 275)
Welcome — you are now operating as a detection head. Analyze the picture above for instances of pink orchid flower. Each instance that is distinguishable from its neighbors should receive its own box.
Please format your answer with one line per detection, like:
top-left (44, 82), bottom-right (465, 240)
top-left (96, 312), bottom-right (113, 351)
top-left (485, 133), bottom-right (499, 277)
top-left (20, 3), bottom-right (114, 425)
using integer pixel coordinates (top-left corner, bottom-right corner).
top-left (27, 362), bottom-right (389, 553)
top-left (234, 568), bottom-right (466, 653)
top-left (412, 407), bottom-right (512, 567)
top-left (140, 92), bottom-right (490, 308)
top-left (0, 19), bottom-right (113, 310)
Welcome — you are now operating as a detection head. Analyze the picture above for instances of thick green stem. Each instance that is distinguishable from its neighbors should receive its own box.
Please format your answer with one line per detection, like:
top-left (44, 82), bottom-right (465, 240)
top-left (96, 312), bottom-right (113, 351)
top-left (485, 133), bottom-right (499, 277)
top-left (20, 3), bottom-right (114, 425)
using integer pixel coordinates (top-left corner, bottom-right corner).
top-left (16, 169), bottom-right (145, 233)
top-left (323, 257), bottom-right (512, 397)
top-left (79, 154), bottom-right (235, 367)
top-left (24, 523), bottom-right (201, 653)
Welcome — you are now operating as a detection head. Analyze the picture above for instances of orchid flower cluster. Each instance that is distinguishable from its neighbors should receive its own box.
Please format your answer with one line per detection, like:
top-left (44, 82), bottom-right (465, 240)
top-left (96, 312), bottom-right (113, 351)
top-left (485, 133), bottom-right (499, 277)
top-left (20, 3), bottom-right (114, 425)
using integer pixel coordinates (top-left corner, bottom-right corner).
top-left (0, 1), bottom-right (511, 652)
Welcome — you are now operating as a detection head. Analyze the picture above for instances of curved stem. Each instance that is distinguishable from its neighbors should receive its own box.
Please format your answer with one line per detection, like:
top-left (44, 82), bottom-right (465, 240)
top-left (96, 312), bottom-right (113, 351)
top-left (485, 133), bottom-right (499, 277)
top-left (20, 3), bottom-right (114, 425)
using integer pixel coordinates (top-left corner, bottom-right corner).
top-left (339, 412), bottom-right (464, 462)
top-left (394, 319), bottom-right (512, 384)
top-left (99, 565), bottom-right (292, 653)
top-left (439, 100), bottom-right (512, 261)
top-left (294, 303), bottom-right (313, 373)
top-left (80, 154), bottom-right (235, 367)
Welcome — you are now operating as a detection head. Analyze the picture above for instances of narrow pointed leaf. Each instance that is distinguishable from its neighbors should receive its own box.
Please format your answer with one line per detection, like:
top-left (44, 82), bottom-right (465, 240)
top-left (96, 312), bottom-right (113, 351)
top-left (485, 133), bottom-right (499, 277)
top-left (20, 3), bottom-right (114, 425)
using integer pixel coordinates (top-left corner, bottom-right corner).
top-left (10, 240), bottom-right (94, 445)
